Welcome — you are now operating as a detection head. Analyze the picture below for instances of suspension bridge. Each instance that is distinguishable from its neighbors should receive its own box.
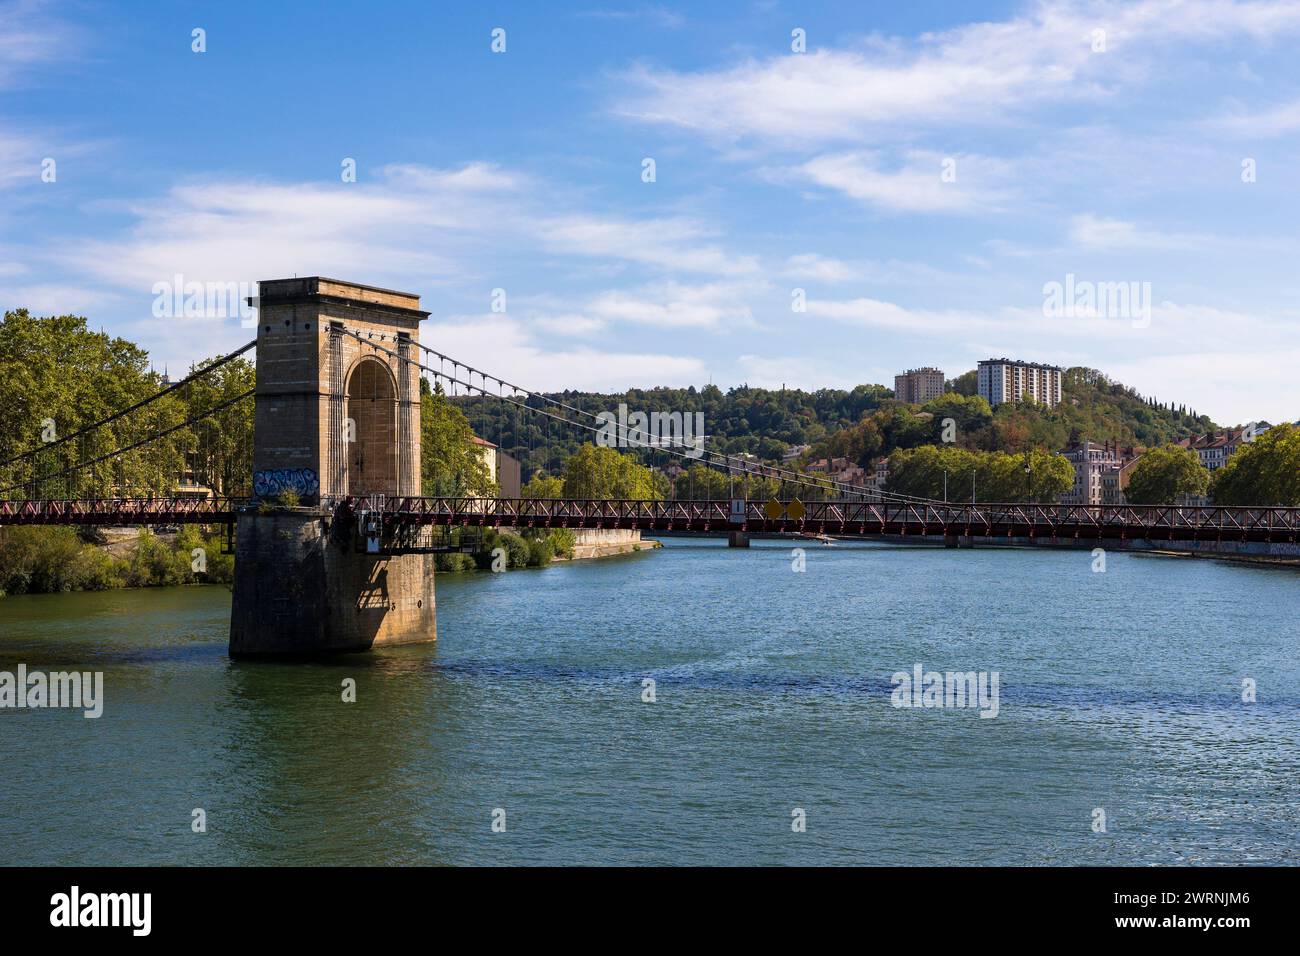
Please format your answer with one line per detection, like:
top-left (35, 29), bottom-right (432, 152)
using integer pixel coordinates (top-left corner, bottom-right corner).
top-left (2, 277), bottom-right (1297, 655)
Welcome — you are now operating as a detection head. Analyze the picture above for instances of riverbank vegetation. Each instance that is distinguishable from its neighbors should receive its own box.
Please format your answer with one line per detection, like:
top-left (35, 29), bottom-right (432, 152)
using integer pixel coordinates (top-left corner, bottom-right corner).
top-left (0, 526), bottom-right (233, 596)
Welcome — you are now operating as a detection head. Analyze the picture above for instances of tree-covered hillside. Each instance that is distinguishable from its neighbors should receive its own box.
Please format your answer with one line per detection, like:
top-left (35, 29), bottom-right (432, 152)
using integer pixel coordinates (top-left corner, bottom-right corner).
top-left (454, 383), bottom-right (892, 480)
top-left (454, 367), bottom-right (1218, 480)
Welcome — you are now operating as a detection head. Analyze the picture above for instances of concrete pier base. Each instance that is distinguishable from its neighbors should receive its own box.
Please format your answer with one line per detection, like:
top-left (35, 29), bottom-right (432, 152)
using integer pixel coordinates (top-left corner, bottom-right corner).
top-left (229, 509), bottom-right (436, 657)
top-left (728, 531), bottom-right (750, 548)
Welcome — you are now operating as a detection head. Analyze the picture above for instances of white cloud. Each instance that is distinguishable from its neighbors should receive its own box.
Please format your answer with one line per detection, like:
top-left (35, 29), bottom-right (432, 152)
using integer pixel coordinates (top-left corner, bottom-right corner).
top-left (1069, 214), bottom-right (1210, 251)
top-left (1202, 96), bottom-right (1300, 138)
top-left (577, 6), bottom-right (684, 29)
top-left (532, 312), bottom-right (609, 336)
top-left (52, 163), bottom-right (756, 307)
top-left (615, 0), bottom-right (1300, 145)
top-left (584, 279), bottom-right (759, 328)
top-left (790, 150), bottom-right (1010, 213)
top-left (781, 254), bottom-right (858, 282)
top-left (0, 0), bottom-right (78, 88)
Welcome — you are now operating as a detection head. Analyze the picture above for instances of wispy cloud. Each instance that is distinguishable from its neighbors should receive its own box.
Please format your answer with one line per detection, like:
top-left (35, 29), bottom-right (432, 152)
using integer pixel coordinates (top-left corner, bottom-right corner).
top-left (1202, 96), bottom-right (1300, 138)
top-left (576, 6), bottom-right (684, 29)
top-left (781, 150), bottom-right (1011, 213)
top-left (614, 0), bottom-right (1300, 145)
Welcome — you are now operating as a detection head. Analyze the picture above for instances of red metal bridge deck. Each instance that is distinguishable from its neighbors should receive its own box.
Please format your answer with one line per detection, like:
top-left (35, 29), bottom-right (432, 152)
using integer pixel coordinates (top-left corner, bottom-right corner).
top-left (3, 497), bottom-right (1299, 544)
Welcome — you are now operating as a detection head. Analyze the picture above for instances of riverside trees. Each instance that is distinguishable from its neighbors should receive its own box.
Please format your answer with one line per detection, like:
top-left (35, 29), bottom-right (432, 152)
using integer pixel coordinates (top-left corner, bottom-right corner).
top-left (886, 445), bottom-right (1074, 502)
top-left (1212, 424), bottom-right (1300, 506)
top-left (1124, 445), bottom-right (1210, 505)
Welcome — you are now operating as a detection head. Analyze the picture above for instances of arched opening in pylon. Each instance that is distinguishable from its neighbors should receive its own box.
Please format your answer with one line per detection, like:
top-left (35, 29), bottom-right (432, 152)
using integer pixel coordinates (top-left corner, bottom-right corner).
top-left (345, 357), bottom-right (399, 496)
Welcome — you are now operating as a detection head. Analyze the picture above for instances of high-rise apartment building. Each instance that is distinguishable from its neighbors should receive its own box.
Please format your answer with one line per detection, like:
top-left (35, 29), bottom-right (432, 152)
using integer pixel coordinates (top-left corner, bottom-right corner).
top-left (893, 367), bottom-right (946, 404)
top-left (977, 358), bottom-right (1063, 408)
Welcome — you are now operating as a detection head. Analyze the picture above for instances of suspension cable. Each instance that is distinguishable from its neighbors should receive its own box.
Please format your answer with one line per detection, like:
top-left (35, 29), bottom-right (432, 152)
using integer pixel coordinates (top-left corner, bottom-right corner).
top-left (339, 327), bottom-right (933, 504)
top-left (0, 388), bottom-right (255, 497)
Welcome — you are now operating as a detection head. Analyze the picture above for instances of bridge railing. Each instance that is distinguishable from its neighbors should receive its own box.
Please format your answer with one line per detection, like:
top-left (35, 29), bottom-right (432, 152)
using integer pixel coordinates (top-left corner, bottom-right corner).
top-left (3, 496), bottom-right (1298, 540)
top-left (0, 497), bottom-right (245, 525)
top-left (354, 496), bottom-right (1300, 537)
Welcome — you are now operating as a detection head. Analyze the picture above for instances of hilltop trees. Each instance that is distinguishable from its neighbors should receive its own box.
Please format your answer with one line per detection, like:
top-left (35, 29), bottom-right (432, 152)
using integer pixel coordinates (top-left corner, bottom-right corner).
top-left (1212, 425), bottom-right (1300, 506)
top-left (1123, 445), bottom-right (1210, 504)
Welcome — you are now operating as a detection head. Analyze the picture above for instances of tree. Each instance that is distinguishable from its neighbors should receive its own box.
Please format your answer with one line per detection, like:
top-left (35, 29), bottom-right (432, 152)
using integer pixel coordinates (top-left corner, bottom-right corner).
top-left (521, 474), bottom-right (563, 498)
top-left (1124, 444), bottom-right (1209, 504)
top-left (946, 369), bottom-right (978, 396)
top-left (561, 443), bottom-right (667, 499)
top-left (921, 392), bottom-right (993, 437)
top-left (672, 462), bottom-right (782, 501)
top-left (182, 355), bottom-right (255, 494)
top-left (1212, 424), bottom-right (1300, 506)
top-left (886, 445), bottom-right (1073, 502)
top-left (419, 379), bottom-right (495, 496)
top-left (0, 309), bottom-right (188, 497)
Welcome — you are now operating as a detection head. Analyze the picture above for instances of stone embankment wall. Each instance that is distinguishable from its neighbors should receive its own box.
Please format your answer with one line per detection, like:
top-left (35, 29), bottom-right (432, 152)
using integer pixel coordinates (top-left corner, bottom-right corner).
top-left (570, 529), bottom-right (656, 560)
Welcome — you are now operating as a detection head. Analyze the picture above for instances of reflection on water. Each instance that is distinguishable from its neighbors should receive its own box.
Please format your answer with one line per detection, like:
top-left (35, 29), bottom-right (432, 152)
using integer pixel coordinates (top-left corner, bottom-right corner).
top-left (1, 540), bottom-right (1297, 865)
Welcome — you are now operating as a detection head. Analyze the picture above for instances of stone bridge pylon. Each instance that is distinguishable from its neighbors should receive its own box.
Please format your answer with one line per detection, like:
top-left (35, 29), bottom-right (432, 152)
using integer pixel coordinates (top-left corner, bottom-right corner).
top-left (229, 278), bottom-right (437, 657)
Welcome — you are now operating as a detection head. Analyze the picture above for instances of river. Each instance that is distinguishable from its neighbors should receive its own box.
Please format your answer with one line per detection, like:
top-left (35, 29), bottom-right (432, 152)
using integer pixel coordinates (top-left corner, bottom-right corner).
top-left (1, 538), bottom-right (1297, 865)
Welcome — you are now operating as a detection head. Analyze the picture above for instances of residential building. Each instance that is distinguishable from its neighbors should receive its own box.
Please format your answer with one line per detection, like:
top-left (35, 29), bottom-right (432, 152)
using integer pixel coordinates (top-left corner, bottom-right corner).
top-left (1191, 426), bottom-right (1253, 472)
top-left (893, 367), bottom-right (946, 404)
top-left (1059, 440), bottom-right (1142, 506)
top-left (808, 456), bottom-right (850, 475)
top-left (977, 358), bottom-right (1063, 408)
top-left (867, 458), bottom-right (890, 496)
top-left (472, 436), bottom-right (521, 498)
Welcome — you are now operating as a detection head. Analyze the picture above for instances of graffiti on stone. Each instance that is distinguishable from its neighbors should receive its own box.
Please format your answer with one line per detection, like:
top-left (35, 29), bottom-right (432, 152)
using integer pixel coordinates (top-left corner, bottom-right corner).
top-left (254, 468), bottom-right (319, 499)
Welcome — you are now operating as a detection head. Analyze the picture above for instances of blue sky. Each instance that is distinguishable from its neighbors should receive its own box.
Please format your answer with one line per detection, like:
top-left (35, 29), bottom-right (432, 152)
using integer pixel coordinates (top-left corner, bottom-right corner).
top-left (3, 0), bottom-right (1300, 425)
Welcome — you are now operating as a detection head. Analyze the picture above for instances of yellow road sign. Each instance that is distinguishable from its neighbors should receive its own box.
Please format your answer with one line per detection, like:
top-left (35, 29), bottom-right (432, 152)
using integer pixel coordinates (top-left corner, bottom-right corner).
top-left (786, 498), bottom-right (805, 521)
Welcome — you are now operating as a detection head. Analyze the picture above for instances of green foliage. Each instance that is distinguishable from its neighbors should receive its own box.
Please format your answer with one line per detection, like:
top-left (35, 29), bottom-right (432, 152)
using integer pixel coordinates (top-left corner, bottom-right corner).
top-left (475, 529), bottom-right (531, 569)
top-left (562, 443), bottom-right (667, 499)
top-left (1212, 424), bottom-right (1300, 506)
top-left (521, 474), bottom-right (564, 498)
top-left (887, 445), bottom-right (1074, 502)
top-left (0, 310), bottom-right (190, 496)
top-left (1124, 445), bottom-right (1210, 505)
top-left (671, 462), bottom-right (784, 500)
top-left (946, 370), bottom-right (978, 396)
top-left (982, 368), bottom-right (1214, 453)
top-left (922, 392), bottom-right (994, 434)
top-left (526, 536), bottom-right (554, 567)
top-left (420, 379), bottom-right (497, 497)
top-left (434, 552), bottom-right (478, 573)
top-left (455, 382), bottom-right (894, 481)
top-left (180, 355), bottom-right (255, 495)
top-left (452, 368), bottom-right (1210, 482)
top-left (0, 526), bottom-right (233, 596)
top-left (543, 527), bottom-right (576, 558)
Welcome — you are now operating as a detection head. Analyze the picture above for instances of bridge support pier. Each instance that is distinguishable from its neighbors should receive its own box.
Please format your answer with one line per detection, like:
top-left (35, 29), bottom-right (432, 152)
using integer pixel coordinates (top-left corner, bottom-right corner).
top-left (229, 509), bottom-right (436, 657)
top-left (728, 531), bottom-right (750, 548)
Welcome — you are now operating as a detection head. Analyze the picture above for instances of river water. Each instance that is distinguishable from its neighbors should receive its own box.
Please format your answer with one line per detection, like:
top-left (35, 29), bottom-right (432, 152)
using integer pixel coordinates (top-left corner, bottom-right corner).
top-left (1, 539), bottom-right (1297, 865)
